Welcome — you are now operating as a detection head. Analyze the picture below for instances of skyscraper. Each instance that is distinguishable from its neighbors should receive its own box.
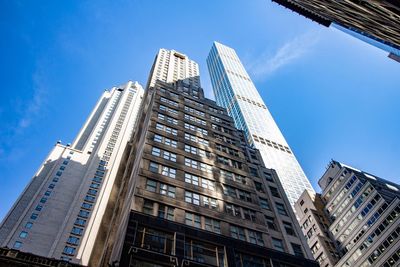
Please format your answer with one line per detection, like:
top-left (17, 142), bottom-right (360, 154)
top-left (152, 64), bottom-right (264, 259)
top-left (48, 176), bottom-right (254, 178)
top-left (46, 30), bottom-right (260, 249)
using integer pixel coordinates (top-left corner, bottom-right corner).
top-left (0, 81), bottom-right (144, 265)
top-left (98, 48), bottom-right (317, 267)
top-left (295, 160), bottom-right (400, 267)
top-left (207, 42), bottom-right (314, 207)
top-left (271, 0), bottom-right (400, 61)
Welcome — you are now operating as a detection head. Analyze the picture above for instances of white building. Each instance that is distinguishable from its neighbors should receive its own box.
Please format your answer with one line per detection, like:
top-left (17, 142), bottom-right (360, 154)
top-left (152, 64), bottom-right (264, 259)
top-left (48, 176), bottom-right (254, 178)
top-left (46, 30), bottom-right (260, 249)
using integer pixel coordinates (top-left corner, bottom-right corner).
top-left (207, 42), bottom-right (315, 207)
top-left (0, 81), bottom-right (144, 265)
top-left (147, 48), bottom-right (201, 88)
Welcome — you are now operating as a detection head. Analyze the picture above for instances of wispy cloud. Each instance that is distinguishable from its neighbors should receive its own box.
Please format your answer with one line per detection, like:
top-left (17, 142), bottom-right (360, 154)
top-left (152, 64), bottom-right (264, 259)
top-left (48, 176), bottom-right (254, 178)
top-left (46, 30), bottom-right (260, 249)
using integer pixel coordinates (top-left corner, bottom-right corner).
top-left (248, 31), bottom-right (320, 80)
top-left (15, 71), bottom-right (47, 132)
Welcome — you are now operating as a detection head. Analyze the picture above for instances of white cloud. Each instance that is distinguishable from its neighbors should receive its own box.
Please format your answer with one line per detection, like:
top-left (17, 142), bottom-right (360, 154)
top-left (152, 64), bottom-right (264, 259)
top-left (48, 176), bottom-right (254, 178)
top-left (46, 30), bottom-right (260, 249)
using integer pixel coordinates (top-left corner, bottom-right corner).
top-left (248, 31), bottom-right (320, 79)
top-left (15, 71), bottom-right (46, 132)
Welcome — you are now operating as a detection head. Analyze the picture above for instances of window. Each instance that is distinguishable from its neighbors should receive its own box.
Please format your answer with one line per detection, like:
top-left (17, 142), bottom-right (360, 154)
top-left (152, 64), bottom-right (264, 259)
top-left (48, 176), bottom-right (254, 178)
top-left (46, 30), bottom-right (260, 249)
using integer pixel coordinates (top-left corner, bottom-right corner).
top-left (249, 167), bottom-right (259, 177)
top-left (44, 190), bottom-right (51, 196)
top-left (85, 195), bottom-right (95, 202)
top-left (13, 241), bottom-right (22, 249)
top-left (75, 218), bottom-right (86, 226)
top-left (220, 169), bottom-right (246, 184)
top-left (78, 210), bottom-right (90, 218)
top-left (254, 182), bottom-right (264, 192)
top-left (185, 212), bottom-right (201, 228)
top-left (157, 113), bottom-right (178, 125)
top-left (40, 197), bottom-right (47, 203)
top-left (205, 218), bottom-right (221, 234)
top-left (71, 227), bottom-right (83, 236)
top-left (19, 231), bottom-right (28, 238)
top-left (223, 185), bottom-right (237, 198)
top-left (184, 114), bottom-right (206, 126)
top-left (276, 203), bottom-right (288, 216)
top-left (35, 205), bottom-right (43, 211)
top-left (184, 158), bottom-right (213, 173)
top-left (25, 222), bottom-right (33, 229)
top-left (184, 123), bottom-right (208, 135)
top-left (283, 222), bottom-right (296, 236)
top-left (60, 166), bottom-right (65, 170)
top-left (230, 225), bottom-right (246, 241)
top-left (153, 134), bottom-right (177, 148)
top-left (243, 209), bottom-right (257, 222)
top-left (63, 246), bottom-right (76, 255)
top-left (67, 236), bottom-right (79, 245)
top-left (155, 123), bottom-right (177, 136)
top-left (272, 238), bottom-right (285, 252)
top-left (248, 230), bottom-right (264, 246)
top-left (184, 144), bottom-right (209, 158)
top-left (143, 199), bottom-right (154, 215)
top-left (160, 97), bottom-right (178, 107)
top-left (159, 104), bottom-right (178, 115)
top-left (185, 191), bottom-right (200, 205)
top-left (149, 162), bottom-right (176, 178)
top-left (184, 133), bottom-right (209, 146)
top-left (151, 147), bottom-right (177, 162)
top-left (269, 186), bottom-right (280, 198)
top-left (160, 183), bottom-right (176, 198)
top-left (30, 213), bottom-right (38, 220)
top-left (265, 216), bottom-right (277, 231)
top-left (146, 179), bottom-right (157, 192)
top-left (184, 106), bottom-right (205, 117)
top-left (158, 204), bottom-right (174, 220)
top-left (203, 196), bottom-right (218, 209)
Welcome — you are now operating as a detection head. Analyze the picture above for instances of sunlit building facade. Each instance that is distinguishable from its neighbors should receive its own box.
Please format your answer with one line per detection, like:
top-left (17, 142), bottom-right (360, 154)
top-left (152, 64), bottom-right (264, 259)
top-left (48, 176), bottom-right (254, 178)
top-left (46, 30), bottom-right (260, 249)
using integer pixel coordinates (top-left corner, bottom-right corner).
top-left (296, 160), bottom-right (400, 267)
top-left (207, 42), bottom-right (314, 207)
top-left (99, 48), bottom-right (317, 267)
top-left (0, 81), bottom-right (144, 265)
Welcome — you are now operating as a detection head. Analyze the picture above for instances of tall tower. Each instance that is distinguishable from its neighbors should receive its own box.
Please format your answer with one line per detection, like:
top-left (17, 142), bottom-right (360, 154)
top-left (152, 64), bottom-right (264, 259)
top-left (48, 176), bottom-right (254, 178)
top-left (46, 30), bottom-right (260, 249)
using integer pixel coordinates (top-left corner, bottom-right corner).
top-left (207, 42), bottom-right (314, 207)
top-left (147, 48), bottom-right (201, 89)
top-left (101, 48), bottom-right (317, 267)
top-left (0, 81), bottom-right (144, 265)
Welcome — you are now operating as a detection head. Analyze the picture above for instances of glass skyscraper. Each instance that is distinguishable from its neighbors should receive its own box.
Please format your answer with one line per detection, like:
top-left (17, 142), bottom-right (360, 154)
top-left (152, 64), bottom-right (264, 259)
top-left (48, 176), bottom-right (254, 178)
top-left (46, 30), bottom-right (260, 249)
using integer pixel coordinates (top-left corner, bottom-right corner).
top-left (207, 42), bottom-right (314, 207)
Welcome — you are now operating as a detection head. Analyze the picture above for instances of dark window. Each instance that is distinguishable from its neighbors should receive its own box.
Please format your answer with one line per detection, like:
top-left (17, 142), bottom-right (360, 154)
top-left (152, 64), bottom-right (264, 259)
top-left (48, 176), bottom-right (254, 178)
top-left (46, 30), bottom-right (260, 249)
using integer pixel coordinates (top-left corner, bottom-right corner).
top-left (292, 243), bottom-right (304, 257)
top-left (265, 216), bottom-right (277, 231)
top-left (269, 186), bottom-right (280, 198)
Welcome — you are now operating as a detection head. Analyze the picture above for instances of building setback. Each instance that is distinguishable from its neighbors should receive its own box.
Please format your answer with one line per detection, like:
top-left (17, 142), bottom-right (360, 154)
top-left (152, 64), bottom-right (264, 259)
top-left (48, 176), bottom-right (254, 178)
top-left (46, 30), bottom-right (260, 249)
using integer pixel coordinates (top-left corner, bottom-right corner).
top-left (96, 48), bottom-right (317, 267)
top-left (207, 42), bottom-right (315, 208)
top-left (0, 81), bottom-right (144, 265)
top-left (295, 160), bottom-right (400, 267)
top-left (271, 0), bottom-right (400, 61)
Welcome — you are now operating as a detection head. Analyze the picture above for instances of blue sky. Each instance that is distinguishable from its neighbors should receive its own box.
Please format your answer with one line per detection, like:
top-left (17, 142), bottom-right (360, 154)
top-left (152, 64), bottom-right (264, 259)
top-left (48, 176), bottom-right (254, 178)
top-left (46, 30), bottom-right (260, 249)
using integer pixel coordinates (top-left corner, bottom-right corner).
top-left (0, 0), bottom-right (399, 221)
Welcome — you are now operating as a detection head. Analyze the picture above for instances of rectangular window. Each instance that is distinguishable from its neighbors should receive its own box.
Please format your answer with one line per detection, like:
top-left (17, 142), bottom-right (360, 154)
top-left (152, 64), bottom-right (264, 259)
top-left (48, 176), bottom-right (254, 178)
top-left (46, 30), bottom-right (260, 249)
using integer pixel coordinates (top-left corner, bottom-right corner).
top-left (184, 106), bottom-right (205, 117)
top-left (184, 123), bottom-right (208, 135)
top-left (185, 191), bottom-right (200, 205)
top-left (272, 238), bottom-right (285, 252)
top-left (67, 236), bottom-right (80, 245)
top-left (184, 114), bottom-right (206, 126)
top-left (185, 212), bottom-right (201, 228)
top-left (157, 113), bottom-right (178, 125)
top-left (160, 97), bottom-right (178, 107)
top-left (259, 198), bottom-right (270, 210)
top-left (184, 158), bottom-right (213, 173)
top-left (149, 162), bottom-right (176, 178)
top-left (146, 179), bottom-right (157, 192)
top-left (159, 104), bottom-right (178, 115)
top-left (63, 246), bottom-right (76, 256)
top-left (160, 183), bottom-right (176, 198)
top-left (143, 199), bottom-right (154, 215)
top-left (205, 217), bottom-right (221, 234)
top-left (153, 134), bottom-right (177, 148)
top-left (265, 216), bottom-right (277, 230)
top-left (270, 186), bottom-right (281, 198)
top-left (158, 204), bottom-right (174, 220)
top-left (230, 225), bottom-right (246, 241)
top-left (184, 133), bottom-right (209, 146)
top-left (71, 227), bottom-right (83, 236)
top-left (25, 222), bottom-right (33, 229)
top-left (291, 243), bottom-right (304, 257)
top-left (248, 230), bottom-right (264, 246)
top-left (276, 203), bottom-right (288, 216)
top-left (284, 222), bottom-right (296, 236)
top-left (184, 144), bottom-right (209, 158)
top-left (155, 123), bottom-right (177, 136)
top-left (151, 147), bottom-right (177, 162)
